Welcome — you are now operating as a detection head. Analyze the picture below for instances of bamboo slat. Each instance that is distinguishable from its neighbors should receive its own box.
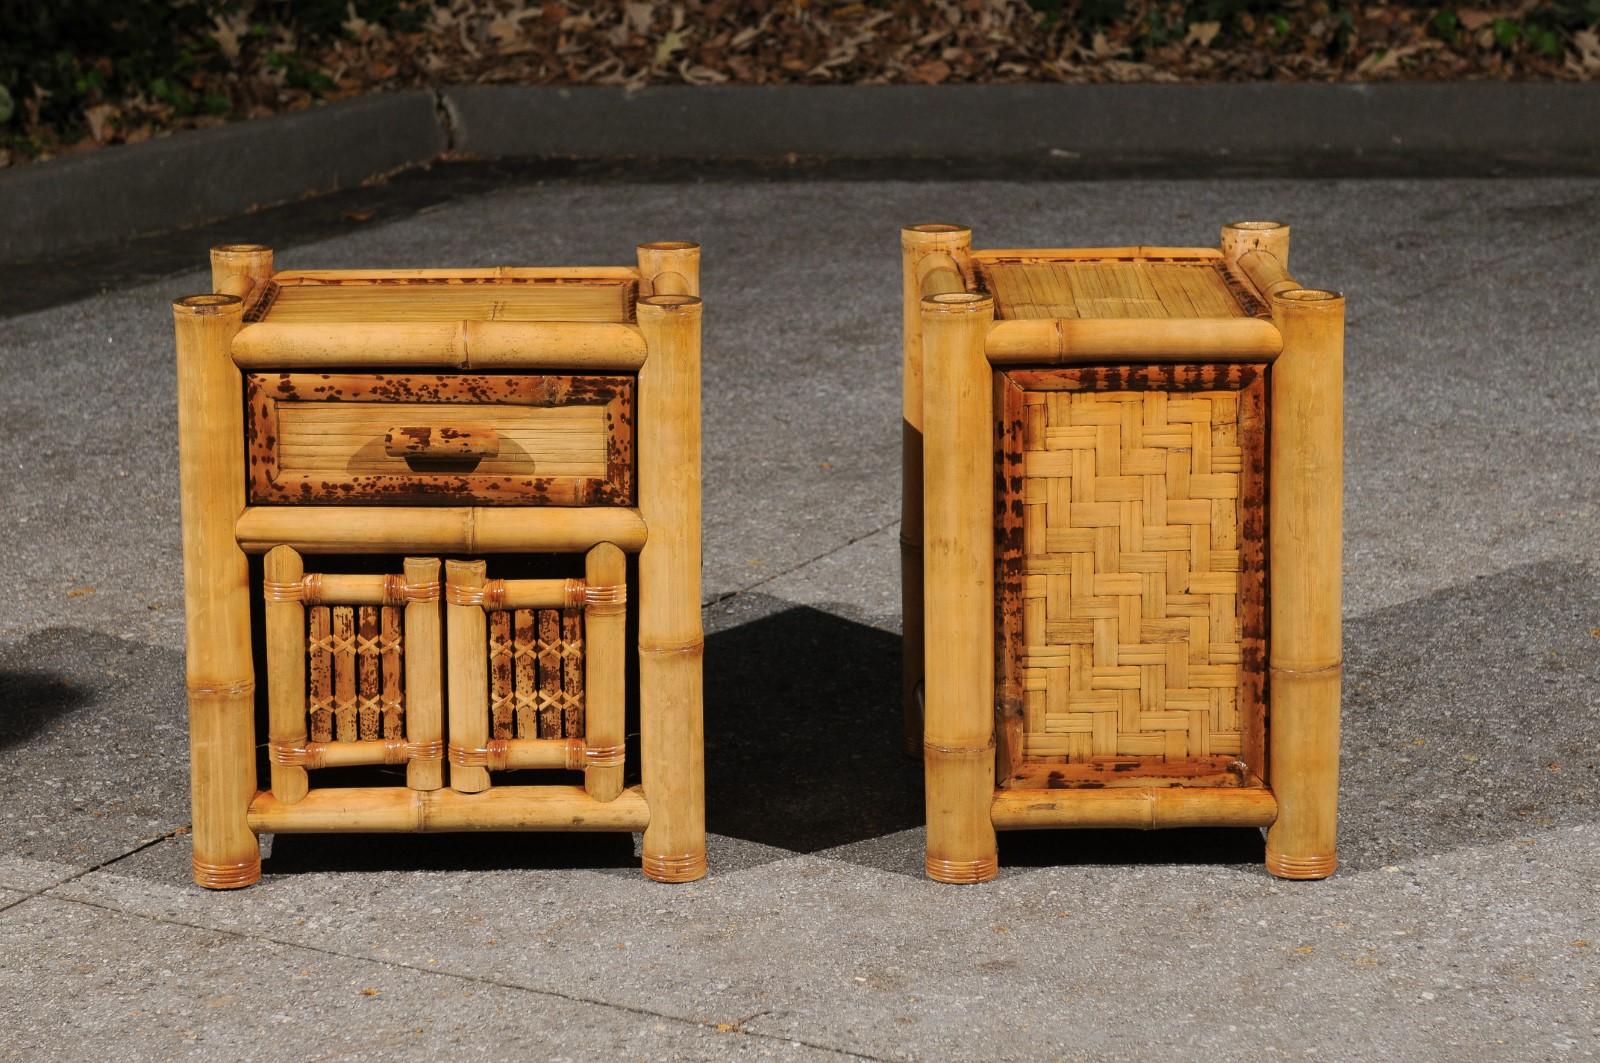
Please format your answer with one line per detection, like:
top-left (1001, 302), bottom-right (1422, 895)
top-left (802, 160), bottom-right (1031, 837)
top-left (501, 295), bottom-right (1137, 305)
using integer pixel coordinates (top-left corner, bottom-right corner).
top-left (635, 289), bottom-right (707, 884)
top-left (231, 320), bottom-right (648, 370)
top-left (235, 506), bottom-right (648, 554)
top-left (248, 785), bottom-right (652, 833)
top-left (263, 546), bottom-right (309, 804)
top-left (562, 608), bottom-right (584, 738)
top-left (920, 290), bottom-right (998, 884)
top-left (174, 291), bottom-right (259, 889)
top-left (356, 606), bottom-right (381, 740)
top-left (380, 606), bottom-right (403, 739)
top-left (901, 224), bottom-right (973, 758)
top-left (584, 542), bottom-right (627, 802)
top-left (331, 606), bottom-right (357, 741)
top-left (538, 609), bottom-right (562, 738)
top-left (1264, 287), bottom-right (1346, 881)
top-left (490, 611), bottom-right (515, 740)
top-left (403, 557), bottom-right (443, 791)
top-left (308, 607), bottom-right (333, 742)
top-left (446, 560), bottom-right (491, 793)
top-left (514, 609), bottom-right (538, 737)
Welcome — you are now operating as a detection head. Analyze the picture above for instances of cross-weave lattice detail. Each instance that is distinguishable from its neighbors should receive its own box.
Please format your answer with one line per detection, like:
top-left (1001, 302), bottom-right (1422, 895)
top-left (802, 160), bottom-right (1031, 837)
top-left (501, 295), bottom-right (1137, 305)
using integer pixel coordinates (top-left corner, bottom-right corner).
top-left (996, 366), bottom-right (1266, 785)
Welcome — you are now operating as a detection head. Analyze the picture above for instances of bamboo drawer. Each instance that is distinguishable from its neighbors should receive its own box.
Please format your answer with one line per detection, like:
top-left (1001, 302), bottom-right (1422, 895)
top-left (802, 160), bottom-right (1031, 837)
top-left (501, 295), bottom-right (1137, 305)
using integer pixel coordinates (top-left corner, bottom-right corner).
top-left (903, 222), bottom-right (1344, 885)
top-left (245, 372), bottom-right (634, 506)
top-left (174, 242), bottom-right (706, 889)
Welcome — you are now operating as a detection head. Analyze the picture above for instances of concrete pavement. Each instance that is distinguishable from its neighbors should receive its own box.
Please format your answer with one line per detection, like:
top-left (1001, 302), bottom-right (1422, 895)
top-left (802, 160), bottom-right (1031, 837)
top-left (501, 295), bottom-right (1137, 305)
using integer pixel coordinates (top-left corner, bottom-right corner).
top-left (1, 172), bottom-right (1597, 1060)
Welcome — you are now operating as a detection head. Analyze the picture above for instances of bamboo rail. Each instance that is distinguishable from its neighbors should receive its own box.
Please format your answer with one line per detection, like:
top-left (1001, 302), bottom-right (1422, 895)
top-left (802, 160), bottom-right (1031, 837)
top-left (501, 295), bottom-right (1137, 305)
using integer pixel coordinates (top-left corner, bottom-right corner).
top-left (992, 787), bottom-right (1278, 830)
top-left (634, 277), bottom-right (707, 883)
top-left (445, 736), bottom-right (623, 772)
top-left (248, 784), bottom-right (651, 833)
top-left (231, 320), bottom-right (648, 370)
top-left (984, 317), bottom-right (1283, 364)
top-left (920, 290), bottom-right (998, 884)
top-left (268, 738), bottom-right (443, 769)
top-left (235, 506), bottom-right (648, 554)
top-left (1264, 284), bottom-right (1346, 881)
top-left (901, 224), bottom-right (973, 758)
top-left (174, 291), bottom-right (259, 889)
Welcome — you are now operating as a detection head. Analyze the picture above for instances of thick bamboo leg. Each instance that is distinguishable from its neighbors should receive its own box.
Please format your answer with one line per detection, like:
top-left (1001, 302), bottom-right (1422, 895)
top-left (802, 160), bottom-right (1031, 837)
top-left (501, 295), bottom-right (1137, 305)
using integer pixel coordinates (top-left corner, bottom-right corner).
top-left (174, 292), bottom-right (259, 889)
top-left (403, 558), bottom-right (443, 791)
top-left (635, 293), bottom-right (706, 883)
top-left (210, 244), bottom-right (273, 305)
top-left (584, 542), bottom-right (627, 802)
top-left (263, 546), bottom-right (309, 804)
top-left (1264, 287), bottom-right (1345, 880)
top-left (636, 241), bottom-right (701, 298)
top-left (920, 290), bottom-right (998, 884)
top-left (446, 560), bottom-right (491, 793)
top-left (901, 224), bottom-right (972, 758)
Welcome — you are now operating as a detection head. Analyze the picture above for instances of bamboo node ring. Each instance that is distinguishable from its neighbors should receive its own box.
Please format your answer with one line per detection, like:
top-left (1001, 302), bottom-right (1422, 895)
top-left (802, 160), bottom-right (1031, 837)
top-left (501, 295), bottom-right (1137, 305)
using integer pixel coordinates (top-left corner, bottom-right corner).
top-left (262, 578), bottom-right (305, 602)
top-left (642, 851), bottom-right (707, 883)
top-left (583, 583), bottom-right (627, 606)
top-left (638, 637), bottom-right (704, 657)
top-left (923, 738), bottom-right (996, 757)
top-left (188, 679), bottom-right (255, 698)
top-left (582, 743), bottom-right (626, 768)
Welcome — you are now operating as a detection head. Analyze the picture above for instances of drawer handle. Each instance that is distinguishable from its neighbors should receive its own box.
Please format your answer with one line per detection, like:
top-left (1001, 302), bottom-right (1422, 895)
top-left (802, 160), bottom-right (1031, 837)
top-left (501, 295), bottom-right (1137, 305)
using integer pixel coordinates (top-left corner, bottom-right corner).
top-left (384, 426), bottom-right (499, 461)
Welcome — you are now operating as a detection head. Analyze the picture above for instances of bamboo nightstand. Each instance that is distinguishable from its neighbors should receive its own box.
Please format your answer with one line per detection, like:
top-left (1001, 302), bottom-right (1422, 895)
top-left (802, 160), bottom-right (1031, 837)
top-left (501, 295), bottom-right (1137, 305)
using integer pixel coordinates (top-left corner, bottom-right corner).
top-left (901, 222), bottom-right (1344, 883)
top-left (174, 242), bottom-right (705, 888)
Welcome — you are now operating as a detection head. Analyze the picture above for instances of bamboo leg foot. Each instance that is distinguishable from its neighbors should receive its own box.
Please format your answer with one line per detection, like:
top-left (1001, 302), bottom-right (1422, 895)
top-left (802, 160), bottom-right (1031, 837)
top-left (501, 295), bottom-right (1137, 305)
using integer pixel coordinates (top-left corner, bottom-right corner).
top-left (1264, 850), bottom-right (1337, 880)
top-left (193, 853), bottom-right (262, 890)
top-left (641, 849), bottom-right (708, 883)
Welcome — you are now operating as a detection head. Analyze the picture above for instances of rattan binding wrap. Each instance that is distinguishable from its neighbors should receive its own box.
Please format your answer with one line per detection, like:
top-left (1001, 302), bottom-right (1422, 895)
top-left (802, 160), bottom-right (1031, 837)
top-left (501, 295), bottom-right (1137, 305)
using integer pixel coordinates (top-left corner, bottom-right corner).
top-left (996, 365), bottom-right (1267, 786)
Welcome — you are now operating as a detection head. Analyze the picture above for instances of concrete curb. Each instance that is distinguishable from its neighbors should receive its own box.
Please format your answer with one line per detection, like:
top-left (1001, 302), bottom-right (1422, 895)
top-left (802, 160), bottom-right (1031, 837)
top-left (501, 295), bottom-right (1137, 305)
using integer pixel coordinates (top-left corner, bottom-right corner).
top-left (6, 82), bottom-right (1600, 267)
top-left (0, 91), bottom-right (446, 268)
top-left (442, 82), bottom-right (1600, 168)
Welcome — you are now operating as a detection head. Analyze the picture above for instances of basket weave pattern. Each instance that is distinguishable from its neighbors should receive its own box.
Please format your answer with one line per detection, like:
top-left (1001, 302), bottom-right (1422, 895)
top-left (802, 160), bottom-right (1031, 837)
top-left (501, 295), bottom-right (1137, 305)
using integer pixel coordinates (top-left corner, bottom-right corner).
top-left (998, 366), bottom-right (1267, 783)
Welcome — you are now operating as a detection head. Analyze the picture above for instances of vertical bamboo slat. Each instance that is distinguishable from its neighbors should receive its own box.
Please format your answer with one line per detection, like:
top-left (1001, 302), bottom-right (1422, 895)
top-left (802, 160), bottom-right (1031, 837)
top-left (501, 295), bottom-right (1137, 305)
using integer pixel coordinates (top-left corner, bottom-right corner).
top-left (920, 290), bottom-right (998, 884)
top-left (332, 606), bottom-right (357, 741)
top-left (562, 609), bottom-right (584, 737)
top-left (584, 542), bottom-right (627, 802)
top-left (538, 610), bottom-right (562, 737)
top-left (357, 606), bottom-right (381, 740)
top-left (263, 545), bottom-right (309, 804)
top-left (174, 291), bottom-right (259, 889)
top-left (901, 224), bottom-right (973, 757)
top-left (514, 609), bottom-right (537, 737)
top-left (634, 284), bottom-right (707, 884)
top-left (490, 611), bottom-right (514, 739)
top-left (380, 606), bottom-right (403, 739)
top-left (309, 607), bottom-right (333, 742)
top-left (446, 560), bottom-right (491, 793)
top-left (403, 557), bottom-right (443, 791)
top-left (1264, 286), bottom-right (1345, 880)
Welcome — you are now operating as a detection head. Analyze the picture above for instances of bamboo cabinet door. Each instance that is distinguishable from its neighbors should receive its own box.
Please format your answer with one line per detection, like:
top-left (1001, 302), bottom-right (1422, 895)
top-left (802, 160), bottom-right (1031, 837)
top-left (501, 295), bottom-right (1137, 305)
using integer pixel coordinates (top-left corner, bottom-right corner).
top-left (993, 365), bottom-right (1269, 792)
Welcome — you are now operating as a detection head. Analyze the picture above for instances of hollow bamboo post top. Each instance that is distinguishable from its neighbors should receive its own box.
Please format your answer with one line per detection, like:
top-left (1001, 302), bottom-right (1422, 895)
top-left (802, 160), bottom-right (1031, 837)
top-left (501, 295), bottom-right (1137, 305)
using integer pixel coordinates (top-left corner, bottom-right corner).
top-left (210, 244), bottom-right (273, 304)
top-left (636, 241), bottom-right (701, 299)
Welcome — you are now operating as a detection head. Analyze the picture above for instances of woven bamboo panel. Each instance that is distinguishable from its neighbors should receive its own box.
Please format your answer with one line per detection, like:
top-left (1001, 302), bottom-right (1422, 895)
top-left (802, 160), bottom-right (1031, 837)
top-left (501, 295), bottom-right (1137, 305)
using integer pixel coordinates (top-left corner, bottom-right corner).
top-left (489, 606), bottom-right (586, 740)
top-left (307, 602), bottom-right (405, 743)
top-left (975, 257), bottom-right (1267, 321)
top-left (995, 365), bottom-right (1267, 788)
top-left (250, 278), bottom-right (634, 323)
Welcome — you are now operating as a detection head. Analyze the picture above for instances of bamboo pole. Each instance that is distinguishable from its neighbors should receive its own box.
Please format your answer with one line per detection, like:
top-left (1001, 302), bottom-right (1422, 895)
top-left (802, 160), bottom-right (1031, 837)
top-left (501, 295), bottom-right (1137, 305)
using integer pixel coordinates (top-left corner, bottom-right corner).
top-left (991, 787), bottom-right (1278, 830)
top-left (984, 317), bottom-right (1283, 364)
top-left (920, 289), bottom-right (998, 884)
top-left (584, 542), bottom-right (627, 802)
top-left (263, 546), bottom-right (309, 804)
top-left (446, 560), bottom-right (491, 793)
top-left (901, 224), bottom-right (972, 759)
top-left (235, 506), bottom-right (648, 554)
top-left (173, 292), bottom-right (259, 889)
top-left (404, 557), bottom-right (443, 791)
top-left (1264, 286), bottom-right (1345, 881)
top-left (210, 244), bottom-right (273, 306)
top-left (635, 293), bottom-right (706, 883)
top-left (449, 737), bottom-right (586, 771)
top-left (636, 241), bottom-right (701, 298)
top-left (247, 784), bottom-right (652, 833)
top-left (230, 320), bottom-right (648, 370)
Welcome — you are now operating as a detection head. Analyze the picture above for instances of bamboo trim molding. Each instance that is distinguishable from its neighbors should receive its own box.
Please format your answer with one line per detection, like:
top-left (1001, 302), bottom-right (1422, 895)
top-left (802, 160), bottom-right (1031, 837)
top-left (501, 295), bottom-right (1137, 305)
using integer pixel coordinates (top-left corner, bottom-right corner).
top-left (235, 506), bottom-right (649, 554)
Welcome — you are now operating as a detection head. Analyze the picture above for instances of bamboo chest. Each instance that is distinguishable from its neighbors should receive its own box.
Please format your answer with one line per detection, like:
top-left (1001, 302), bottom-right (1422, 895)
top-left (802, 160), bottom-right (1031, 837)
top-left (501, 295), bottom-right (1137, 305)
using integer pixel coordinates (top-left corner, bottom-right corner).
top-left (902, 222), bottom-right (1344, 883)
top-left (174, 242), bottom-right (705, 888)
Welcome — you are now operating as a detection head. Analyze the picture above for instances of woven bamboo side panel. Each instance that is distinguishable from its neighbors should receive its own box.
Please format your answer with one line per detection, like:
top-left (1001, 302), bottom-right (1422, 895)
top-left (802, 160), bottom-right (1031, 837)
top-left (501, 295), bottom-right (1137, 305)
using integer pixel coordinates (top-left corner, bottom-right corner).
top-left (489, 605), bottom-right (586, 741)
top-left (975, 258), bottom-right (1268, 321)
top-left (995, 365), bottom-right (1267, 789)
